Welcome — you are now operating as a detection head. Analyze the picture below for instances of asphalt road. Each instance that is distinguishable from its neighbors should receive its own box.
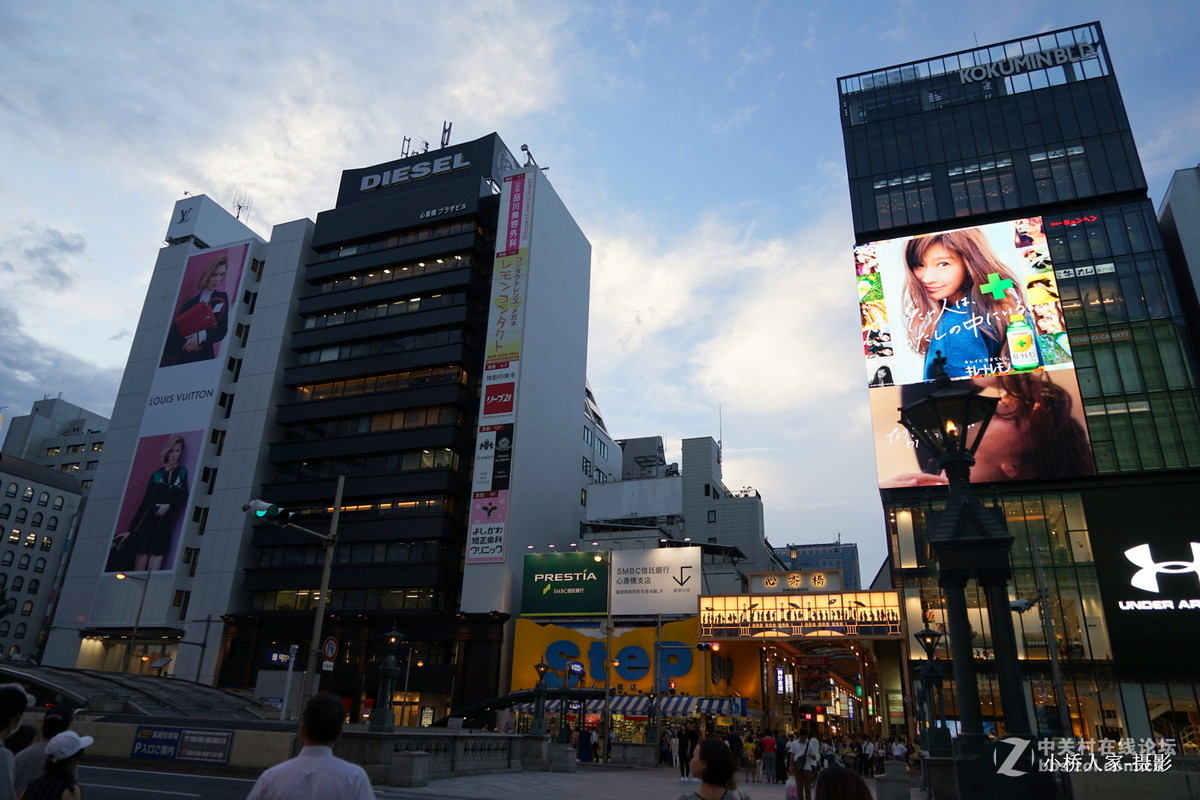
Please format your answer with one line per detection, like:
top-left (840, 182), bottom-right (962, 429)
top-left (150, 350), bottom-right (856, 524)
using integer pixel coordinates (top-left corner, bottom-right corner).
top-left (78, 765), bottom-right (256, 800)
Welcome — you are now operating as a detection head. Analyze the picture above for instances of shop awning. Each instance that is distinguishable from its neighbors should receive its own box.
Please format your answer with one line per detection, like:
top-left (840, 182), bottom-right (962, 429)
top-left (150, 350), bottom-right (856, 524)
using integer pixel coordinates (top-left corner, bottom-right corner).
top-left (657, 696), bottom-right (696, 716)
top-left (694, 697), bottom-right (748, 716)
top-left (511, 696), bottom-right (651, 714)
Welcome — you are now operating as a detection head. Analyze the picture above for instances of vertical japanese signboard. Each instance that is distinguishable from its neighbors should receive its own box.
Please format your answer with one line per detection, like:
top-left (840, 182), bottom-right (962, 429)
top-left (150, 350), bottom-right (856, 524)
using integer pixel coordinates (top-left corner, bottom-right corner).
top-left (467, 169), bottom-right (534, 564)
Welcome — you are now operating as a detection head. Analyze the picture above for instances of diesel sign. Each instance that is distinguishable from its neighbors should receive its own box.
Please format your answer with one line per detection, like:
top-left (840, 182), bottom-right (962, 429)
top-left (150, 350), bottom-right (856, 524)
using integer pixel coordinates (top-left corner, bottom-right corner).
top-left (360, 152), bottom-right (472, 192)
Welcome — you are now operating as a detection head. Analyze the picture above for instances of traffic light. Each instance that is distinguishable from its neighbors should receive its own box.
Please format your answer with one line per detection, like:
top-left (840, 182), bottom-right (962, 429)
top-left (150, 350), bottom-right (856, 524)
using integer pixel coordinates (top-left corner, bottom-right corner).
top-left (668, 679), bottom-right (677, 694)
top-left (243, 500), bottom-right (295, 524)
top-left (696, 642), bottom-right (720, 651)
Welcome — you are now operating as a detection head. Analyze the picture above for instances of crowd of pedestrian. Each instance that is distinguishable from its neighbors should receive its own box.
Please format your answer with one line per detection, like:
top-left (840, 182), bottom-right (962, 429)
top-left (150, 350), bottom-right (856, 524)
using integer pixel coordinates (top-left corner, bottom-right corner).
top-left (0, 684), bottom-right (94, 800)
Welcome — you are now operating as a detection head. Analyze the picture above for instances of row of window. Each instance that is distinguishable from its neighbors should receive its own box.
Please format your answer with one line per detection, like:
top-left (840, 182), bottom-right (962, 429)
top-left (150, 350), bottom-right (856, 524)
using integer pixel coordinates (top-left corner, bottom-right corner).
top-left (2, 486), bottom-right (66, 509)
top-left (45, 442), bottom-right (103, 456)
top-left (314, 254), bottom-right (474, 294)
top-left (250, 586), bottom-right (445, 612)
top-left (868, 138), bottom-right (1133, 231)
top-left (581, 458), bottom-right (611, 483)
top-left (301, 290), bottom-right (466, 331)
top-left (281, 405), bottom-right (465, 443)
top-left (275, 448), bottom-right (461, 481)
top-left (294, 327), bottom-right (466, 366)
top-left (58, 461), bottom-right (98, 473)
top-left (1, 530), bottom-right (54, 551)
top-left (292, 366), bottom-right (468, 403)
top-left (288, 494), bottom-right (455, 522)
top-left (258, 538), bottom-right (449, 568)
top-left (583, 426), bottom-right (610, 460)
top-left (0, 556), bottom-right (47, 572)
top-left (312, 220), bottom-right (483, 263)
top-left (0, 622), bottom-right (30, 639)
top-left (0, 575), bottom-right (40, 593)
top-left (0, 509), bottom-right (58, 529)
top-left (841, 25), bottom-right (1107, 126)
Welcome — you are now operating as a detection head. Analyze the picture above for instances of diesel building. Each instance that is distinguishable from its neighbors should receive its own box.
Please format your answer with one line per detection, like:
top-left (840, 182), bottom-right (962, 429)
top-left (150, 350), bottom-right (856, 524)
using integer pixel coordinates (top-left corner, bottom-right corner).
top-left (840, 22), bottom-right (1200, 744)
top-left (44, 133), bottom-right (595, 721)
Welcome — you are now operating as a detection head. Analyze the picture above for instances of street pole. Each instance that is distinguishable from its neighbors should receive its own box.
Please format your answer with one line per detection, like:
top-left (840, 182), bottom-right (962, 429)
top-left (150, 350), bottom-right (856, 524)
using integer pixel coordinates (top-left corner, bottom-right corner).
top-left (281, 643), bottom-right (298, 720)
top-left (298, 474), bottom-right (344, 703)
top-left (117, 567), bottom-right (152, 674)
top-left (402, 643), bottom-right (414, 727)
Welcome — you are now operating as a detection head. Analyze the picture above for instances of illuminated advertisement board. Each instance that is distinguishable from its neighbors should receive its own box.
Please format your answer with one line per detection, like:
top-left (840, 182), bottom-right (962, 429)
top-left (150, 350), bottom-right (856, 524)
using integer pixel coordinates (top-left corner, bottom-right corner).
top-left (1087, 484), bottom-right (1200, 677)
top-left (521, 552), bottom-right (609, 616)
top-left (106, 244), bottom-right (250, 573)
top-left (700, 592), bottom-right (902, 639)
top-left (855, 216), bottom-right (1096, 486)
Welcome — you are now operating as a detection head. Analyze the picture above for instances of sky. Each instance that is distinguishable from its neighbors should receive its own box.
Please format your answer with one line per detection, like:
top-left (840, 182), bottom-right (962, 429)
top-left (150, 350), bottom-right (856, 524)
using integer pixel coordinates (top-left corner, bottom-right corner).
top-left (2, 1), bottom-right (1199, 584)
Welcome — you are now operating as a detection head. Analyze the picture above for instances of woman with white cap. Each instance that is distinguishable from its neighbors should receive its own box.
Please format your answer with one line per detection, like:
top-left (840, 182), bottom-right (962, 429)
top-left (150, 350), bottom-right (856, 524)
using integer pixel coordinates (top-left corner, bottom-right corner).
top-left (19, 730), bottom-right (92, 800)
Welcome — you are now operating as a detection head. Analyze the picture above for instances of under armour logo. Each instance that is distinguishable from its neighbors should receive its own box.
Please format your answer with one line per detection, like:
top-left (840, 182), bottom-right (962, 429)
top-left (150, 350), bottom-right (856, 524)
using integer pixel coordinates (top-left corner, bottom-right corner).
top-left (177, 208), bottom-right (192, 224)
top-left (1124, 543), bottom-right (1200, 593)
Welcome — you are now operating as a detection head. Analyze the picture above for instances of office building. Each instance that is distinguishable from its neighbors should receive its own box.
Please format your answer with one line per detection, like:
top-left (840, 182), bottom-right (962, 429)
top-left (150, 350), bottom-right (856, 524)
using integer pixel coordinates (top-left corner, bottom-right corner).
top-left (774, 540), bottom-right (861, 590)
top-left (2, 398), bottom-right (110, 491)
top-left (0, 453), bottom-right (84, 659)
top-left (840, 22), bottom-right (1200, 742)
top-left (44, 134), bottom-right (596, 719)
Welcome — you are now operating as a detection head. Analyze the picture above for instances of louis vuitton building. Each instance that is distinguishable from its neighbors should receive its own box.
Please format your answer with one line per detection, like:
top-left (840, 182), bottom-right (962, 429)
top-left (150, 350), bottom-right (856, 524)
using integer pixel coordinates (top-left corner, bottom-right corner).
top-left (840, 22), bottom-right (1200, 745)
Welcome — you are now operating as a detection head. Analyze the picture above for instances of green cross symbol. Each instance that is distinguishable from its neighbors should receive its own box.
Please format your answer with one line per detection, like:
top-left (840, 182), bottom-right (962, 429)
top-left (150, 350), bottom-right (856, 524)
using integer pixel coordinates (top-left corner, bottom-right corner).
top-left (979, 272), bottom-right (1013, 300)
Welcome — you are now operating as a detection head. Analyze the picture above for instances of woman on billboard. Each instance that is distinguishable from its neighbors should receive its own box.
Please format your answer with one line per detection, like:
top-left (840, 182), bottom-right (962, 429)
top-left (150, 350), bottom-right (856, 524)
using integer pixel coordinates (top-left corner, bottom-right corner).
top-left (162, 255), bottom-right (230, 366)
top-left (902, 228), bottom-right (1029, 379)
top-left (109, 435), bottom-right (189, 571)
top-left (880, 371), bottom-right (1095, 487)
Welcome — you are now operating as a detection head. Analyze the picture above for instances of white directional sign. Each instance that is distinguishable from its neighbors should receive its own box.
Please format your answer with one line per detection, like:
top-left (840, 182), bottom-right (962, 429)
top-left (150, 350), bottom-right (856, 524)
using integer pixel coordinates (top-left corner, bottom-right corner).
top-left (611, 548), bottom-right (703, 615)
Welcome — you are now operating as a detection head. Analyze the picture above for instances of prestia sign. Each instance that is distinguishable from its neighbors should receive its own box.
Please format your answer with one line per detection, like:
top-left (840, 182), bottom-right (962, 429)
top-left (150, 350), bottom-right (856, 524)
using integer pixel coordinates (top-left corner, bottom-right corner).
top-left (959, 42), bottom-right (1097, 84)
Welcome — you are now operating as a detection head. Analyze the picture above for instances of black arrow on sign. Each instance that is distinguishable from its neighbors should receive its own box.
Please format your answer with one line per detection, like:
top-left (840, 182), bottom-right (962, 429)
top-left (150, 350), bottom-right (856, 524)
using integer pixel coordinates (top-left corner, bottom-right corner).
top-left (674, 565), bottom-right (693, 586)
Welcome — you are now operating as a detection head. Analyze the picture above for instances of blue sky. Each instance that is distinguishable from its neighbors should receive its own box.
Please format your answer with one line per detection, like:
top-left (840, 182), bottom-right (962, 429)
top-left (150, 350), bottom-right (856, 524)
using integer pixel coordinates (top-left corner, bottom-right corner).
top-left (2, 1), bottom-right (1198, 580)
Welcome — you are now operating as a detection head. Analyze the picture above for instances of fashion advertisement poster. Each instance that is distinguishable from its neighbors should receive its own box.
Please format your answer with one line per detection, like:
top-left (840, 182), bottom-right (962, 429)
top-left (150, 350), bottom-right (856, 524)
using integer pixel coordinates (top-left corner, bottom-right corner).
top-left (159, 244), bottom-right (248, 369)
top-left (868, 370), bottom-right (1096, 487)
top-left (856, 216), bottom-right (1073, 389)
top-left (105, 430), bottom-right (203, 573)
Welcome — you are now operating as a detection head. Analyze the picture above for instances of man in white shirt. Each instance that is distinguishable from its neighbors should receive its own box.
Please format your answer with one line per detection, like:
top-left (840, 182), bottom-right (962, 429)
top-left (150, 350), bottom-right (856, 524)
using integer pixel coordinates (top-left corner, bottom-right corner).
top-left (793, 729), bottom-right (820, 800)
top-left (859, 736), bottom-right (875, 775)
top-left (247, 693), bottom-right (374, 800)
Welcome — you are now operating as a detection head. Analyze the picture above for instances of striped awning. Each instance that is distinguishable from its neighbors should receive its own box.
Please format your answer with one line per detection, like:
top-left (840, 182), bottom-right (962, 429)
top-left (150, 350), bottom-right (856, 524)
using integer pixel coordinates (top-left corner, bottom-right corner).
top-left (512, 696), bottom-right (651, 715)
top-left (694, 697), bottom-right (748, 716)
top-left (657, 695), bottom-right (696, 716)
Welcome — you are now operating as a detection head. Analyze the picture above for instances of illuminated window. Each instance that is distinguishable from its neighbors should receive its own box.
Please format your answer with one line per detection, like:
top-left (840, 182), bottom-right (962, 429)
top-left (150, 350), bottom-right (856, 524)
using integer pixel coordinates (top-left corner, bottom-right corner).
top-left (40, 537), bottom-right (52, 552)
top-left (19, 602), bottom-right (32, 617)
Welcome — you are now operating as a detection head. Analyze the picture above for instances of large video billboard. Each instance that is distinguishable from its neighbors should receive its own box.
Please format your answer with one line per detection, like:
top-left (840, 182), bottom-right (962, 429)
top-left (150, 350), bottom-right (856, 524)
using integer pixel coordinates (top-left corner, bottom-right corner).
top-left (855, 216), bottom-right (1096, 486)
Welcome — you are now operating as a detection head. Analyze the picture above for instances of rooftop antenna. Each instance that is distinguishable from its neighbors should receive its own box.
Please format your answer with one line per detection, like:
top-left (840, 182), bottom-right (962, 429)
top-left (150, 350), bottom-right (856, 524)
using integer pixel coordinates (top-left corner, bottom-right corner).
top-left (718, 404), bottom-right (723, 464)
top-left (441, 121), bottom-right (452, 149)
top-left (520, 144), bottom-right (538, 167)
top-left (415, 137), bottom-right (430, 154)
top-left (401, 137), bottom-right (412, 158)
top-left (232, 189), bottom-right (253, 224)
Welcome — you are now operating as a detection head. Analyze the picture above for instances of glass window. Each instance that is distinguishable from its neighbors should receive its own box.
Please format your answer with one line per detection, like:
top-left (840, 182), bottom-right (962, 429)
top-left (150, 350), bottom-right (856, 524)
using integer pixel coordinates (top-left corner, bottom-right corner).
top-left (0, 505), bottom-right (8, 520)
top-left (33, 558), bottom-right (45, 574)
top-left (36, 493), bottom-right (48, 507)
top-left (0, 553), bottom-right (11, 567)
top-left (19, 602), bottom-right (32, 617)
top-left (17, 555), bottom-right (29, 570)
top-left (39, 537), bottom-right (51, 551)
top-left (11, 577), bottom-right (23, 592)
top-left (20, 487), bottom-right (33, 502)
top-left (52, 496), bottom-right (64, 510)
top-left (4, 485), bottom-right (16, 498)
top-left (14, 510), bottom-right (26, 524)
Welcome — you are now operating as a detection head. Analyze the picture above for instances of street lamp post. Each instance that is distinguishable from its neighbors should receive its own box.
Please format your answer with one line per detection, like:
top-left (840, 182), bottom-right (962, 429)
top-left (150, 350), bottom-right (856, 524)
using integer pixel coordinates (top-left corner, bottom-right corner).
top-left (531, 660), bottom-right (550, 736)
top-left (913, 628), bottom-right (948, 753)
top-left (401, 639), bottom-right (417, 727)
top-left (370, 628), bottom-right (401, 733)
top-left (594, 551), bottom-right (614, 762)
top-left (898, 354), bottom-right (1047, 798)
top-left (115, 569), bottom-right (151, 674)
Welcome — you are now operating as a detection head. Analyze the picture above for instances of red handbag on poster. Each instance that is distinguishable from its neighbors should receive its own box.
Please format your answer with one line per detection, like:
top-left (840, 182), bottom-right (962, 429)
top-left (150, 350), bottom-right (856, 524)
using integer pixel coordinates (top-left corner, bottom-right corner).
top-left (174, 302), bottom-right (217, 337)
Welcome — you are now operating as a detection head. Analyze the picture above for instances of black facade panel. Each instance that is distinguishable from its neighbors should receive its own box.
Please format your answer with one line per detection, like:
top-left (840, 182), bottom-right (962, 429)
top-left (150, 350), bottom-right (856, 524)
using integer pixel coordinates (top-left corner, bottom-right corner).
top-left (289, 305), bottom-right (476, 350)
top-left (260, 470), bottom-right (468, 504)
top-left (312, 179), bottom-right (481, 250)
top-left (303, 231), bottom-right (487, 284)
top-left (297, 265), bottom-right (481, 317)
top-left (268, 425), bottom-right (471, 463)
top-left (275, 384), bottom-right (472, 425)
top-left (243, 562), bottom-right (457, 592)
top-left (282, 343), bottom-right (478, 387)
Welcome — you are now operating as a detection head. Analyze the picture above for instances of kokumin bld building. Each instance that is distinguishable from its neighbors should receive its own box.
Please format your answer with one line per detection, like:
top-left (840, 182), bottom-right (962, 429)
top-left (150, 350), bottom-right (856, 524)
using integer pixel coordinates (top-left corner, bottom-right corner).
top-left (840, 22), bottom-right (1200, 747)
top-left (43, 133), bottom-right (596, 721)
